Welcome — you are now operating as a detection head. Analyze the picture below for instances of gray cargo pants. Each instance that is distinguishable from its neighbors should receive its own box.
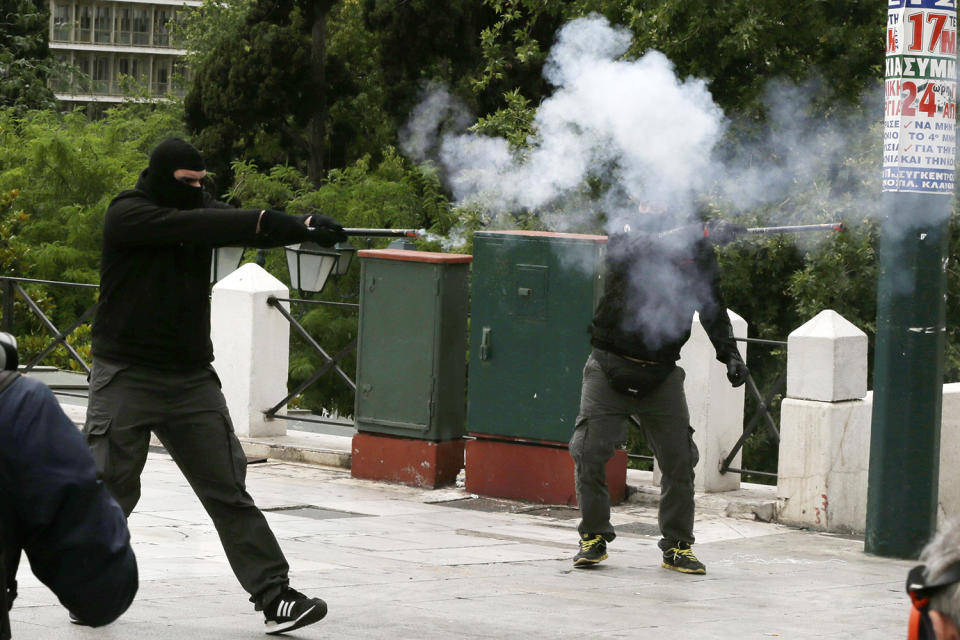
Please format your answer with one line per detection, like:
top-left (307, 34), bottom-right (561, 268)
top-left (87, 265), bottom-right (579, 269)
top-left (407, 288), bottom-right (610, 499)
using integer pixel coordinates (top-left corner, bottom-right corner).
top-left (569, 349), bottom-right (699, 549)
top-left (83, 357), bottom-right (289, 610)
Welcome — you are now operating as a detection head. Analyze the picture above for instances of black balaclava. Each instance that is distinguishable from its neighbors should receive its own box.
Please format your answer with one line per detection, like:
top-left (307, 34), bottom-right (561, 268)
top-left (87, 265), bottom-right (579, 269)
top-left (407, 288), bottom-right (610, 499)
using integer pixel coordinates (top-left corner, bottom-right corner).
top-left (139, 138), bottom-right (206, 210)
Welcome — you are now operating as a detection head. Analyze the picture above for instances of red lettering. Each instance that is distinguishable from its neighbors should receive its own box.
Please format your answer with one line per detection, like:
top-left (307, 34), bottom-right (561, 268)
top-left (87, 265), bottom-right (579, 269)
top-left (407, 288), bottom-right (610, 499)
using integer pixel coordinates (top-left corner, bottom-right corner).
top-left (903, 81), bottom-right (918, 116)
top-left (888, 28), bottom-right (898, 53)
top-left (939, 29), bottom-right (957, 54)
top-left (918, 84), bottom-right (937, 117)
top-left (908, 13), bottom-right (924, 51)
top-left (928, 13), bottom-right (947, 51)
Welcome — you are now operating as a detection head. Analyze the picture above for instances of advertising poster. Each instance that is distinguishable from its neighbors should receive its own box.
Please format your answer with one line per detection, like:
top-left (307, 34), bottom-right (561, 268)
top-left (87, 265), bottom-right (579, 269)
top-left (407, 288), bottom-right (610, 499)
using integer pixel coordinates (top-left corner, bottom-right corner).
top-left (883, 0), bottom-right (957, 194)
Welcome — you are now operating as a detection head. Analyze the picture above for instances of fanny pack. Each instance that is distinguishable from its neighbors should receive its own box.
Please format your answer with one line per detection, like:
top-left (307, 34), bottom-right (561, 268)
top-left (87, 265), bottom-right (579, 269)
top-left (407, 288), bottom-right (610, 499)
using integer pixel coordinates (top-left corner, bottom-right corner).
top-left (594, 350), bottom-right (675, 398)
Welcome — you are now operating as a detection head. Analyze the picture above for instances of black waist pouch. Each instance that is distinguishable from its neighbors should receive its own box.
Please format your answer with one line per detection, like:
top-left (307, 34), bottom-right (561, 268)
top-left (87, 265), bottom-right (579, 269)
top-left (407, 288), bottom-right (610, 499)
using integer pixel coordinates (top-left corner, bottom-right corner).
top-left (594, 349), bottom-right (675, 398)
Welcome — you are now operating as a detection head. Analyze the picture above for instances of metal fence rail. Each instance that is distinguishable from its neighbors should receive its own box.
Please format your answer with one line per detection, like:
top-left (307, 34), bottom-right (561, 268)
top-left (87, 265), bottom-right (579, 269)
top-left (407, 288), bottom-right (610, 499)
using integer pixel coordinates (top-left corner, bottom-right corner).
top-left (0, 276), bottom-right (98, 375)
top-left (263, 295), bottom-right (359, 426)
top-left (718, 336), bottom-right (787, 481)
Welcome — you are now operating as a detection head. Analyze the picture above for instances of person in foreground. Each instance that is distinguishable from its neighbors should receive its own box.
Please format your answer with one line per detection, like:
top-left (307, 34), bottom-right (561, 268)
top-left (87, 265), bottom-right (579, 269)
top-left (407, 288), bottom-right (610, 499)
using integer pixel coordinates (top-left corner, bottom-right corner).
top-left (569, 216), bottom-right (748, 574)
top-left (906, 519), bottom-right (960, 640)
top-left (0, 332), bottom-right (138, 639)
top-left (84, 138), bottom-right (346, 635)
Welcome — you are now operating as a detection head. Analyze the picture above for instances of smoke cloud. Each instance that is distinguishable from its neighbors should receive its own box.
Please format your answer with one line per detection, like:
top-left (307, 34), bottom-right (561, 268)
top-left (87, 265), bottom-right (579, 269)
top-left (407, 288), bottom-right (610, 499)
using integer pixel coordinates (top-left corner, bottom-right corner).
top-left (400, 14), bottom-right (885, 240)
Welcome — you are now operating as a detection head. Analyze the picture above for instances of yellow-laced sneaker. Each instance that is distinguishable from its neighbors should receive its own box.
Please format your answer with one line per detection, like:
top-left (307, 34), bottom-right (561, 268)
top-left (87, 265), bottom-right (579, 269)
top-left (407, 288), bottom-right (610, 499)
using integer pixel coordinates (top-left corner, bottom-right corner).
top-left (573, 533), bottom-right (608, 567)
top-left (661, 542), bottom-right (706, 574)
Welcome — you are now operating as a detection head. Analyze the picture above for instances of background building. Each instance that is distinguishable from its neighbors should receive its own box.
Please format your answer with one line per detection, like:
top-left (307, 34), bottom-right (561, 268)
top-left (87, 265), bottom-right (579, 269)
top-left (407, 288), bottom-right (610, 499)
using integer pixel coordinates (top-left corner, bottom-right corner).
top-left (47, 0), bottom-right (200, 109)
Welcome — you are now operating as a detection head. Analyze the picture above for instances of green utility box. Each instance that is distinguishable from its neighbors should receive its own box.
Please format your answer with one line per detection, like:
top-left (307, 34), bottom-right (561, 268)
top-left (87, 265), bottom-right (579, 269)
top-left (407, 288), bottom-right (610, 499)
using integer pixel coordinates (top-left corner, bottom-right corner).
top-left (354, 249), bottom-right (472, 441)
top-left (466, 231), bottom-right (607, 443)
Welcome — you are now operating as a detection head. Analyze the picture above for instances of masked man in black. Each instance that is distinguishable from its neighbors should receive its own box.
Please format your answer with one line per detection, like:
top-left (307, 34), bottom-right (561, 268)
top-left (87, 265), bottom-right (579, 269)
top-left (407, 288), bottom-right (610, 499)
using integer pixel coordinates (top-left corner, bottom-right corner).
top-left (85, 138), bottom-right (346, 635)
top-left (569, 218), bottom-right (748, 574)
top-left (1, 332), bottom-right (137, 639)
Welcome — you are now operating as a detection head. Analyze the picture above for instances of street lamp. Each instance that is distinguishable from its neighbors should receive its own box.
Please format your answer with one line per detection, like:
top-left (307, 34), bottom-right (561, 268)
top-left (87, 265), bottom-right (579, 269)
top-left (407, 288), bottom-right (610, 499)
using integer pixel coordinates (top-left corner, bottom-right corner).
top-left (285, 230), bottom-right (416, 295)
top-left (333, 240), bottom-right (356, 276)
top-left (210, 246), bottom-right (245, 283)
top-left (285, 241), bottom-right (342, 295)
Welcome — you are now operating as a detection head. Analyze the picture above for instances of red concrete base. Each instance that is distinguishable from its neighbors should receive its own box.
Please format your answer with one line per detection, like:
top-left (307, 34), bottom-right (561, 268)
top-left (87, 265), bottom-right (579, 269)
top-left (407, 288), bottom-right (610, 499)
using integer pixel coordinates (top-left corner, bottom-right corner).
top-left (351, 432), bottom-right (465, 488)
top-left (465, 437), bottom-right (627, 506)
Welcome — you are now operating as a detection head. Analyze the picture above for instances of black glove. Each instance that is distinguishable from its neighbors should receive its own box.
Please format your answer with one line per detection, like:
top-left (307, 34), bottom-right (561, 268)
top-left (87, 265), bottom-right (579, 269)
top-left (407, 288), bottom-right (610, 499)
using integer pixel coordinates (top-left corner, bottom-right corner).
top-left (305, 214), bottom-right (348, 248)
top-left (703, 220), bottom-right (747, 246)
top-left (258, 209), bottom-right (313, 246)
top-left (726, 355), bottom-right (749, 388)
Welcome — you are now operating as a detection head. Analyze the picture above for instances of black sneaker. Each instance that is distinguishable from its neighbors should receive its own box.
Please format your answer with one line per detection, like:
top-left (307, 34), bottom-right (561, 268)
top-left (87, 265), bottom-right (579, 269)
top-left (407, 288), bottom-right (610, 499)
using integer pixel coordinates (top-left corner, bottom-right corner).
top-left (263, 587), bottom-right (328, 635)
top-left (661, 542), bottom-right (706, 574)
top-left (68, 612), bottom-right (88, 626)
top-left (573, 533), bottom-right (608, 567)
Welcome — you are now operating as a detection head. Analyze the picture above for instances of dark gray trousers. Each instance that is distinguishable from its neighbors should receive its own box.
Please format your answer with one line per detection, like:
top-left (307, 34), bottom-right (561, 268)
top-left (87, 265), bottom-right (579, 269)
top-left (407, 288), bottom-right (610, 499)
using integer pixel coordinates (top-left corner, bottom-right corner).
top-left (569, 349), bottom-right (699, 548)
top-left (83, 358), bottom-right (289, 609)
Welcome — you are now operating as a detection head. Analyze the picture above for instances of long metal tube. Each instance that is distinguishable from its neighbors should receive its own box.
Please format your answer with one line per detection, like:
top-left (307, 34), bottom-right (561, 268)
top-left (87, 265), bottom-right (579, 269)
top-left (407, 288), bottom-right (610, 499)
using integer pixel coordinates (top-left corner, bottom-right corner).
top-left (745, 222), bottom-right (844, 235)
top-left (343, 228), bottom-right (419, 238)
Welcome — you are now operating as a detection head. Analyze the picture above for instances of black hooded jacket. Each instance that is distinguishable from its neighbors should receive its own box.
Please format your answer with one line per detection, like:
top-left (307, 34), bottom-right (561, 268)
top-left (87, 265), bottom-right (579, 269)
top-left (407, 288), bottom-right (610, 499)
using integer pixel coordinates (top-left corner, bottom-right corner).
top-left (589, 229), bottom-right (740, 365)
top-left (1, 374), bottom-right (138, 637)
top-left (91, 140), bottom-right (274, 369)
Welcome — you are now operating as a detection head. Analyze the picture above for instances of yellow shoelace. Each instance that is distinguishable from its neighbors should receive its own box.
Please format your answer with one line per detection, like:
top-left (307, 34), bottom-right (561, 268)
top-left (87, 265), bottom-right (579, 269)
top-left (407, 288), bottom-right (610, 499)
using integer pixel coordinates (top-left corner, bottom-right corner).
top-left (668, 546), bottom-right (699, 561)
top-left (581, 536), bottom-right (603, 550)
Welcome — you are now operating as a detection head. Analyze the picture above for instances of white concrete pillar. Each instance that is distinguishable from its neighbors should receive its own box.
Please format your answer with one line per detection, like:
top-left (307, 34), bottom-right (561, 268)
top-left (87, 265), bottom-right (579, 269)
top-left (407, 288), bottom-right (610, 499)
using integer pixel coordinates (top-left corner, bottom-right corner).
top-left (653, 310), bottom-right (747, 493)
top-left (777, 310), bottom-right (870, 533)
top-left (211, 263), bottom-right (290, 437)
top-left (938, 384), bottom-right (960, 523)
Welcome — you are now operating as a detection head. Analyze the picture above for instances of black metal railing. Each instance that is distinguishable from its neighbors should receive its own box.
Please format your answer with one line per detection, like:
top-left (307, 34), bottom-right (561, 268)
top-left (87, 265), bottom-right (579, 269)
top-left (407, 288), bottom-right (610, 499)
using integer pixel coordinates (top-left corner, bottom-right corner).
top-left (263, 295), bottom-right (359, 426)
top-left (718, 336), bottom-right (786, 481)
top-left (626, 336), bottom-right (786, 482)
top-left (0, 276), bottom-right (98, 376)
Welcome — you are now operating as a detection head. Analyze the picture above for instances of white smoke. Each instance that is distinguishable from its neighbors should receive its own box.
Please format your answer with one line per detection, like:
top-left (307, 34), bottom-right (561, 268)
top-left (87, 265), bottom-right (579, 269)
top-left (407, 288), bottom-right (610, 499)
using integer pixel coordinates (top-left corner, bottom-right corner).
top-left (399, 82), bottom-right (474, 165)
top-left (400, 14), bottom-right (885, 242)
top-left (402, 15), bottom-right (727, 234)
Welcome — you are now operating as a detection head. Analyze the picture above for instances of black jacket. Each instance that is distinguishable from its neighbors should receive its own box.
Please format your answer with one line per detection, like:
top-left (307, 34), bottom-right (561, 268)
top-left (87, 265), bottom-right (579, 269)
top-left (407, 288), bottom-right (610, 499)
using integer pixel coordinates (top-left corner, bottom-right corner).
top-left (589, 229), bottom-right (740, 365)
top-left (91, 175), bottom-right (269, 369)
top-left (0, 374), bottom-right (137, 637)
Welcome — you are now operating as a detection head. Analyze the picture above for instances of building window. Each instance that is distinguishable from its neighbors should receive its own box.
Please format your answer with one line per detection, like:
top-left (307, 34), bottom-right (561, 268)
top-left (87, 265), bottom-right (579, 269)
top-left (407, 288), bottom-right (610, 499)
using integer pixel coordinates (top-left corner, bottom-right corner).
top-left (52, 3), bottom-right (72, 42)
top-left (114, 6), bottom-right (131, 44)
top-left (115, 55), bottom-right (148, 92)
top-left (153, 8), bottom-right (172, 47)
top-left (169, 10), bottom-right (186, 48)
top-left (74, 53), bottom-right (92, 93)
top-left (132, 7), bottom-right (150, 45)
top-left (51, 52), bottom-right (72, 92)
top-left (92, 55), bottom-right (110, 93)
top-left (94, 6), bottom-right (112, 43)
top-left (172, 60), bottom-right (188, 97)
top-left (76, 5), bottom-right (93, 43)
top-left (153, 57), bottom-right (170, 94)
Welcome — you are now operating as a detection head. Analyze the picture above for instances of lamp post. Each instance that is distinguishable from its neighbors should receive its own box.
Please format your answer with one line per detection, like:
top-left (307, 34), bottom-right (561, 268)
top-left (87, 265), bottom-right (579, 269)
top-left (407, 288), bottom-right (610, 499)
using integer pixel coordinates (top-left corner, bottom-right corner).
top-left (866, 0), bottom-right (957, 558)
top-left (285, 242), bottom-right (340, 296)
top-left (285, 229), bottom-right (415, 295)
top-left (333, 240), bottom-right (356, 277)
top-left (210, 246), bottom-right (245, 283)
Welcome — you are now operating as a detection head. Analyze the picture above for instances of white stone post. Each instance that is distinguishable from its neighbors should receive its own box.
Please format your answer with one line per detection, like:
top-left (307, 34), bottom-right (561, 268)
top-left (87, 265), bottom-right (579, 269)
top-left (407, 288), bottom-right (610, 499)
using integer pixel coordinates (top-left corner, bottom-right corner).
top-left (776, 309), bottom-right (870, 533)
top-left (211, 263), bottom-right (290, 437)
top-left (938, 384), bottom-right (960, 522)
top-left (653, 310), bottom-right (747, 493)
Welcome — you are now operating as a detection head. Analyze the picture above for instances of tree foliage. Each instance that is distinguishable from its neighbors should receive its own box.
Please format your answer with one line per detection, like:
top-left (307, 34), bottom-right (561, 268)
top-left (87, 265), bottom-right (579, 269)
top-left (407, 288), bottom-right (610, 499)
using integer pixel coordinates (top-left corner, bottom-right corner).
top-left (0, 0), bottom-right (64, 113)
top-left (4, 1), bottom-right (959, 475)
top-left (221, 149), bottom-right (458, 415)
top-left (0, 103), bottom-right (185, 367)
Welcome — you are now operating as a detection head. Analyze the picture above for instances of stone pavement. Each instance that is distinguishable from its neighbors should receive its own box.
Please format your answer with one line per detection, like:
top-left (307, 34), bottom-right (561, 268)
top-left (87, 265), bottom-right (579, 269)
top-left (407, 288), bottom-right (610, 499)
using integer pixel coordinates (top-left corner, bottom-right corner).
top-left (10, 440), bottom-right (914, 640)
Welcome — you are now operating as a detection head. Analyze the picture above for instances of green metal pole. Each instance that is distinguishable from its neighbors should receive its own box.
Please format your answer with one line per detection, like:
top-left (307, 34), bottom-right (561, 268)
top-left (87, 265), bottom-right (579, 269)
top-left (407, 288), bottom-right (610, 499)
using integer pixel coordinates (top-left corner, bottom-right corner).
top-left (866, 0), bottom-right (956, 558)
top-left (865, 194), bottom-right (948, 558)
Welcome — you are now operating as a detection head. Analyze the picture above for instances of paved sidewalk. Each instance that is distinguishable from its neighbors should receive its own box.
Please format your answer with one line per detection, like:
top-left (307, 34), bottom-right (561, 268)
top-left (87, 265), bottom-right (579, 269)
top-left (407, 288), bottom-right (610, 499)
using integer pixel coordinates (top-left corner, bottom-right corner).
top-left (10, 444), bottom-right (913, 640)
